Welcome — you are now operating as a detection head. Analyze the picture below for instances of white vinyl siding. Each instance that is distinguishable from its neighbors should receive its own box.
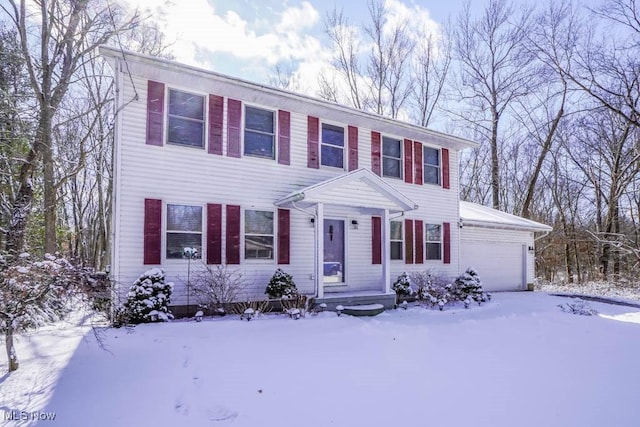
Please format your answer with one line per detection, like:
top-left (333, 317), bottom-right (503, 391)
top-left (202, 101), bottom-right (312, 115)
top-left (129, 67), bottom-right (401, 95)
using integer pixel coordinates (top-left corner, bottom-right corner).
top-left (111, 65), bottom-right (464, 304)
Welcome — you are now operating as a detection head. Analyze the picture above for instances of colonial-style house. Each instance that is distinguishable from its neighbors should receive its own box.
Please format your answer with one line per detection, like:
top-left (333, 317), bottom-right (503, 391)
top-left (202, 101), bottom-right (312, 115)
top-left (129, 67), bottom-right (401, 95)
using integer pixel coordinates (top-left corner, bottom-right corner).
top-left (101, 47), bottom-right (551, 313)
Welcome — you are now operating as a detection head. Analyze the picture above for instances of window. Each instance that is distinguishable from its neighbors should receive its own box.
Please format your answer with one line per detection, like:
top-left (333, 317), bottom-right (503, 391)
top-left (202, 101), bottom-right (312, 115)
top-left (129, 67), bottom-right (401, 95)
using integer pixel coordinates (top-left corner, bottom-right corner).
top-left (166, 204), bottom-right (202, 259)
top-left (167, 89), bottom-right (205, 148)
top-left (426, 224), bottom-right (441, 260)
top-left (424, 147), bottom-right (441, 185)
top-left (382, 136), bottom-right (402, 178)
top-left (245, 210), bottom-right (274, 259)
top-left (321, 123), bottom-right (344, 168)
top-left (390, 221), bottom-right (403, 260)
top-left (244, 106), bottom-right (275, 158)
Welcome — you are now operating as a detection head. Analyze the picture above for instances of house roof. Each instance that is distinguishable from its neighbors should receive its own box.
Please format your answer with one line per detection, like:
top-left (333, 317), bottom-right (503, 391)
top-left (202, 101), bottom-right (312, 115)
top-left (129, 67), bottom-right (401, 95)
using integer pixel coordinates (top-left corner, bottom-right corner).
top-left (460, 201), bottom-right (552, 232)
top-left (99, 46), bottom-right (479, 152)
top-left (275, 168), bottom-right (418, 213)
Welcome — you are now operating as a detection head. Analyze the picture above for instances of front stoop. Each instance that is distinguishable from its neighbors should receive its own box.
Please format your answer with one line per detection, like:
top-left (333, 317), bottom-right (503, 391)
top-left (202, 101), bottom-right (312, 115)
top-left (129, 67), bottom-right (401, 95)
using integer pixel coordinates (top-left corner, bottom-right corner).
top-left (341, 304), bottom-right (385, 316)
top-left (313, 292), bottom-right (396, 311)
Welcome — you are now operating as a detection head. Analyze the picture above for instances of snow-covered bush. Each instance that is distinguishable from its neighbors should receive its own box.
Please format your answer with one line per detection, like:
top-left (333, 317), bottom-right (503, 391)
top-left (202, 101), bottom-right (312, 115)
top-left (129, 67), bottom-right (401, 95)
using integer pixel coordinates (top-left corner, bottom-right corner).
top-left (392, 272), bottom-right (412, 296)
top-left (265, 268), bottom-right (298, 299)
top-left (0, 252), bottom-right (78, 372)
top-left (191, 264), bottom-right (247, 316)
top-left (281, 294), bottom-right (309, 319)
top-left (123, 268), bottom-right (174, 323)
top-left (558, 298), bottom-right (598, 316)
top-left (410, 270), bottom-right (449, 301)
top-left (451, 268), bottom-right (485, 303)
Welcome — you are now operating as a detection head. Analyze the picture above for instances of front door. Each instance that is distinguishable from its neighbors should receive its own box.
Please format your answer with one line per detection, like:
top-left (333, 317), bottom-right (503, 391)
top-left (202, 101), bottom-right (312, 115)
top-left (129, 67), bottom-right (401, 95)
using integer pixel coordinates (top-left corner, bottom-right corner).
top-left (323, 219), bottom-right (345, 283)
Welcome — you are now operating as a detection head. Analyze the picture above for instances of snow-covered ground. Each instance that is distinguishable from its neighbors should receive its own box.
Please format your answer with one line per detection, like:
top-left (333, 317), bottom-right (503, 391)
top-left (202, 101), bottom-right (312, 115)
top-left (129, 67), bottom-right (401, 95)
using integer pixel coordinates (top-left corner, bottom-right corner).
top-left (535, 280), bottom-right (640, 302)
top-left (2, 292), bottom-right (640, 427)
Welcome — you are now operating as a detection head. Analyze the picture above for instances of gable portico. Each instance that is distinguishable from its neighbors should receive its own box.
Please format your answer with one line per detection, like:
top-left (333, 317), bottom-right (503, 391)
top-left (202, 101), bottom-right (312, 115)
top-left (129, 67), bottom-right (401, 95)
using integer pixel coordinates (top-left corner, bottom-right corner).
top-left (275, 168), bottom-right (418, 300)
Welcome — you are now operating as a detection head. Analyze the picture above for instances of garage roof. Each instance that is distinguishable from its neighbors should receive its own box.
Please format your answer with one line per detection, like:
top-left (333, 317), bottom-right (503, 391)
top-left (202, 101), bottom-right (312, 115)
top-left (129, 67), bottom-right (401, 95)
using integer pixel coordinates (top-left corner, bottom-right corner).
top-left (460, 201), bottom-right (552, 232)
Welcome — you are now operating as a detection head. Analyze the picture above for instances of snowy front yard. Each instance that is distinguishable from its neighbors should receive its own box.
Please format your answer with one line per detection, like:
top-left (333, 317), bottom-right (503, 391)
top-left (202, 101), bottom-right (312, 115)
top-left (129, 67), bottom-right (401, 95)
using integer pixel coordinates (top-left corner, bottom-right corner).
top-left (2, 292), bottom-right (640, 427)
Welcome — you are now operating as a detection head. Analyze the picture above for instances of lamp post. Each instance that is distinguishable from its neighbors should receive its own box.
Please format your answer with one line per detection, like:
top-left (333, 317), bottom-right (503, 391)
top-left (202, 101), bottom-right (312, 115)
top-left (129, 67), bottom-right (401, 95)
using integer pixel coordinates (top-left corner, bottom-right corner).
top-left (183, 247), bottom-right (198, 317)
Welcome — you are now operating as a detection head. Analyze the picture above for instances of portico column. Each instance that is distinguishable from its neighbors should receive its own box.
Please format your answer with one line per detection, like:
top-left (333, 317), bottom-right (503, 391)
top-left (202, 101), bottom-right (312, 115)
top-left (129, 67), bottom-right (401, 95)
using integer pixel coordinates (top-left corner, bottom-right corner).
top-left (382, 209), bottom-right (391, 293)
top-left (316, 203), bottom-right (325, 298)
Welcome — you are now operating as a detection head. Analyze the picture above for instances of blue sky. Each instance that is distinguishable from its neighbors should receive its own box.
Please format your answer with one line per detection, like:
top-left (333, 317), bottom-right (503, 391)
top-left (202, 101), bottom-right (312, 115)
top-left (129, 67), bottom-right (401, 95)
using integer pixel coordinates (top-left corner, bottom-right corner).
top-left (125, 0), bottom-right (481, 89)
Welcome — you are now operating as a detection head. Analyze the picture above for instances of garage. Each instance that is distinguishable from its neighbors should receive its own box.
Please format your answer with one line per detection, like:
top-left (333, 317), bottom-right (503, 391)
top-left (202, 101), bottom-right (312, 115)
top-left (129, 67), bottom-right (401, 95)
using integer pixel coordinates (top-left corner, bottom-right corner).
top-left (459, 202), bottom-right (552, 292)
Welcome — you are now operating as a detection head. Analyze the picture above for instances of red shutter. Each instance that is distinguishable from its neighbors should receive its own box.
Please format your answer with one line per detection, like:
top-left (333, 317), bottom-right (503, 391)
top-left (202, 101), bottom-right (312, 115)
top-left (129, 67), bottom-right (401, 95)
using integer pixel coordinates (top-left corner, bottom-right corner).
top-left (443, 222), bottom-right (451, 264)
top-left (348, 125), bottom-right (359, 171)
top-left (371, 131), bottom-right (381, 176)
top-left (277, 209), bottom-right (290, 264)
top-left (442, 148), bottom-right (450, 189)
top-left (307, 116), bottom-right (319, 168)
top-left (206, 204), bottom-right (222, 264)
top-left (414, 141), bottom-right (423, 185)
top-left (146, 81), bottom-right (164, 146)
top-left (372, 216), bottom-right (382, 264)
top-left (405, 219), bottom-right (414, 264)
top-left (226, 205), bottom-right (241, 264)
top-left (143, 199), bottom-right (162, 264)
top-left (404, 139), bottom-right (413, 184)
top-left (415, 220), bottom-right (424, 264)
top-left (208, 95), bottom-right (224, 155)
top-left (227, 99), bottom-right (241, 158)
top-left (278, 110), bottom-right (291, 165)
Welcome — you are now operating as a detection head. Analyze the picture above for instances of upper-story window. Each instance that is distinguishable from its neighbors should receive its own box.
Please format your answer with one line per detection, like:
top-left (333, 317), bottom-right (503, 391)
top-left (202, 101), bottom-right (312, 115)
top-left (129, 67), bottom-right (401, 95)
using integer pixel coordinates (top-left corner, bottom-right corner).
top-left (321, 123), bottom-right (344, 168)
top-left (424, 147), bottom-right (441, 185)
top-left (245, 210), bottom-right (274, 260)
top-left (244, 106), bottom-right (275, 159)
top-left (167, 89), bottom-right (205, 148)
top-left (383, 136), bottom-right (402, 179)
top-left (166, 204), bottom-right (202, 259)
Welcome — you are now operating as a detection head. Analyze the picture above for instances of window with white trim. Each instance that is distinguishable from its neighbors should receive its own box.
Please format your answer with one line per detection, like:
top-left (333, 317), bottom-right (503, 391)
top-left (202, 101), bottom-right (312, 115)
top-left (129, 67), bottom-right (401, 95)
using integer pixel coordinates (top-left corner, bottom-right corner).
top-left (167, 89), bottom-right (205, 148)
top-left (244, 106), bottom-right (275, 159)
top-left (245, 210), bottom-right (274, 259)
top-left (321, 123), bottom-right (345, 168)
top-left (424, 147), bottom-right (441, 185)
top-left (382, 136), bottom-right (402, 178)
top-left (426, 224), bottom-right (442, 260)
top-left (166, 204), bottom-right (202, 259)
top-left (390, 221), bottom-right (403, 260)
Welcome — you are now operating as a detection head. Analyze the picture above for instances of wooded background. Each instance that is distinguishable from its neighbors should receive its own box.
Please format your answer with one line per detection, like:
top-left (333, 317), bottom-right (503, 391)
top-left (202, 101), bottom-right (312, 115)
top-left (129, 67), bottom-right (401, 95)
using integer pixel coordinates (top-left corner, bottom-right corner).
top-left (2, 0), bottom-right (639, 285)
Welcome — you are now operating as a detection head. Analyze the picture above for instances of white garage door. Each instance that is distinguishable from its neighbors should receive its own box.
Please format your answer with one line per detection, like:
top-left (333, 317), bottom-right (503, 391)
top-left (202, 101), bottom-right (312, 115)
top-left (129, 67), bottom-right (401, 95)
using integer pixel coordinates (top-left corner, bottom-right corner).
top-left (461, 241), bottom-right (526, 291)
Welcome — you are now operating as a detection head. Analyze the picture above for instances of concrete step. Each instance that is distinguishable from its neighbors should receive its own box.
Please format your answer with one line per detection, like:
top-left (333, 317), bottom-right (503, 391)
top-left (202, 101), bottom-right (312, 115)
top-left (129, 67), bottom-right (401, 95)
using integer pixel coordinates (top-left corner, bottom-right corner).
top-left (313, 292), bottom-right (396, 311)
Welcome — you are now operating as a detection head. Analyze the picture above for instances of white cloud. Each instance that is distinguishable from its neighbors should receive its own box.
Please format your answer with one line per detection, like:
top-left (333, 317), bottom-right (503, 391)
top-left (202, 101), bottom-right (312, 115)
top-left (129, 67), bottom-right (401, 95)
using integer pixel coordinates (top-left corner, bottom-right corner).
top-left (123, 0), bottom-right (323, 69)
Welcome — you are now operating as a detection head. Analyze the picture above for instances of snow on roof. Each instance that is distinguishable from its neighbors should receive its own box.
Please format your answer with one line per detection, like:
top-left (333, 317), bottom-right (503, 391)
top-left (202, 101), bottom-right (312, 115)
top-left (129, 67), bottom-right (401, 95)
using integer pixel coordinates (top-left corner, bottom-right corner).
top-left (460, 201), bottom-right (552, 232)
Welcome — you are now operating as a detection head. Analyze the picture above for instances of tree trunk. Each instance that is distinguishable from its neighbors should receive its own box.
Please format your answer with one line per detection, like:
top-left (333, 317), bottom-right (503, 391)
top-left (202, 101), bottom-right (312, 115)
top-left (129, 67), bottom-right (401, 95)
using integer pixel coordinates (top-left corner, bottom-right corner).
top-left (490, 107), bottom-right (500, 210)
top-left (4, 147), bottom-right (37, 255)
top-left (5, 326), bottom-right (19, 372)
top-left (41, 110), bottom-right (57, 254)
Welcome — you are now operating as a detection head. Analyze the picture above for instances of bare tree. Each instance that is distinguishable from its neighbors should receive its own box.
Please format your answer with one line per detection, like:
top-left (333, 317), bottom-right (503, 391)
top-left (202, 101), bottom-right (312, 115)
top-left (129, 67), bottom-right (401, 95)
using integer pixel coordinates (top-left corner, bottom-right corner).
top-left (0, 0), bottom-right (139, 255)
top-left (320, 7), bottom-right (364, 109)
top-left (411, 24), bottom-right (452, 127)
top-left (452, 0), bottom-right (533, 209)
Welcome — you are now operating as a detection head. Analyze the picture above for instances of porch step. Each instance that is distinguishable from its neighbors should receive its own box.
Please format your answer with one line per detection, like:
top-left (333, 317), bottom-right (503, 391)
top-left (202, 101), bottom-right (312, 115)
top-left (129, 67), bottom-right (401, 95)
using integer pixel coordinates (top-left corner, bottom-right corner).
top-left (313, 292), bottom-right (396, 311)
top-left (341, 304), bottom-right (385, 317)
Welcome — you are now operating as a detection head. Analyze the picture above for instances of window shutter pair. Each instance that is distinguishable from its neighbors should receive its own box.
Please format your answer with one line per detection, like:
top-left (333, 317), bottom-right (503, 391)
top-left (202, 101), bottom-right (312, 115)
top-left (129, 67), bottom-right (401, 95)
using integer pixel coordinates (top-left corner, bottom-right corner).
top-left (217, 206), bottom-right (291, 265)
top-left (400, 219), bottom-right (450, 265)
top-left (146, 80), bottom-right (290, 162)
top-left (307, 116), bottom-right (358, 170)
top-left (143, 199), bottom-right (290, 265)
